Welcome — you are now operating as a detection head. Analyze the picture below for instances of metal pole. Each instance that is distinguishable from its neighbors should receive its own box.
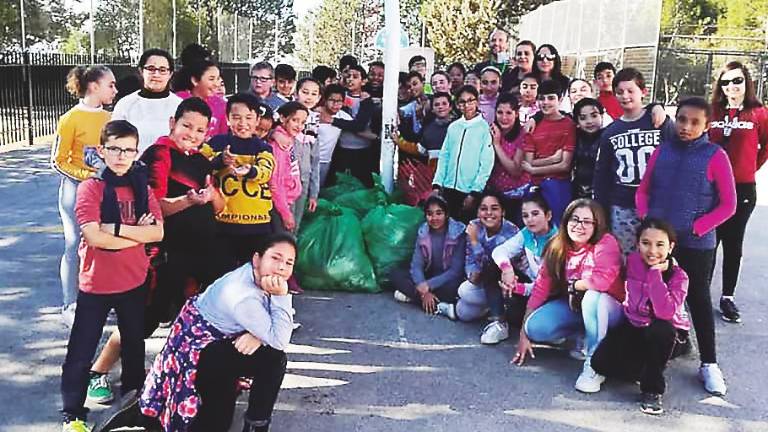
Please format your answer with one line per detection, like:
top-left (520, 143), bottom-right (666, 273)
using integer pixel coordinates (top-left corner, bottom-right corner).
top-left (90, 0), bottom-right (95, 63)
top-left (197, 0), bottom-right (202, 44)
top-left (234, 14), bottom-right (239, 61)
top-left (172, 0), bottom-right (177, 57)
top-left (19, 0), bottom-right (27, 51)
top-left (138, 0), bottom-right (144, 55)
top-left (249, 18), bottom-right (253, 60)
top-left (380, 0), bottom-right (401, 193)
top-left (273, 9), bottom-right (279, 61)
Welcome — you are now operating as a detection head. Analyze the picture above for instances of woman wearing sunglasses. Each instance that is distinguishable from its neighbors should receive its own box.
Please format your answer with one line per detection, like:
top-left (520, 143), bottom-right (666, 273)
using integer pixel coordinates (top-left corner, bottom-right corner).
top-left (533, 44), bottom-right (571, 111)
top-left (708, 62), bottom-right (768, 324)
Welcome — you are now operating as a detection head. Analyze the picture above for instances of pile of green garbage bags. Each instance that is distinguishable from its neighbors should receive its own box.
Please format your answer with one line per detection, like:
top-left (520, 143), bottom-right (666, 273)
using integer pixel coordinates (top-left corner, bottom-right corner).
top-left (296, 174), bottom-right (424, 292)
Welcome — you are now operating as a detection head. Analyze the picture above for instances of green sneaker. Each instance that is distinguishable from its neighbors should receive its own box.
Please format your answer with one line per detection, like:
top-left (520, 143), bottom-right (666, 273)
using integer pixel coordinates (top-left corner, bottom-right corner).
top-left (62, 419), bottom-right (92, 432)
top-left (87, 373), bottom-right (114, 404)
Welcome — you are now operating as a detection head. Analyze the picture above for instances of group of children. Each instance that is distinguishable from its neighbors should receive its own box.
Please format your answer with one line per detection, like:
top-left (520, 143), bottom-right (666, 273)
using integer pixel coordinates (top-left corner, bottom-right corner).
top-left (49, 32), bottom-right (765, 431)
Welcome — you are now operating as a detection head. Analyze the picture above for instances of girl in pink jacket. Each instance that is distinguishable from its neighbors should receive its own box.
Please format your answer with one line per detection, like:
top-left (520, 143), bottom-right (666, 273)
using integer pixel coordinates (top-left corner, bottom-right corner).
top-left (591, 218), bottom-right (690, 416)
top-left (269, 102), bottom-right (307, 232)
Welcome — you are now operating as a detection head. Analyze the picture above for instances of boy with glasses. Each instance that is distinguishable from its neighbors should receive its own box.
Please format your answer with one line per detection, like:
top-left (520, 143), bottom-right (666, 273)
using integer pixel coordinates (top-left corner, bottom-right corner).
top-left (248, 61), bottom-right (283, 111)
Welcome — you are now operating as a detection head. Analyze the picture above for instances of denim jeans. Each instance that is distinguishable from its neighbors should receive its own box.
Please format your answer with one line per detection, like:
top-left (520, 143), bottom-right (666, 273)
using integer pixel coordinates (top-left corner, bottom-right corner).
top-left (58, 176), bottom-right (81, 307)
top-left (524, 291), bottom-right (623, 355)
top-left (539, 178), bottom-right (572, 226)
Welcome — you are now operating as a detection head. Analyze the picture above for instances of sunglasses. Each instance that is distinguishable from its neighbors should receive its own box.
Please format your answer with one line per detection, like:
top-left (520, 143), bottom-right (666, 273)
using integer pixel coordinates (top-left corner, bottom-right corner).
top-left (537, 54), bottom-right (557, 61)
top-left (719, 77), bottom-right (745, 87)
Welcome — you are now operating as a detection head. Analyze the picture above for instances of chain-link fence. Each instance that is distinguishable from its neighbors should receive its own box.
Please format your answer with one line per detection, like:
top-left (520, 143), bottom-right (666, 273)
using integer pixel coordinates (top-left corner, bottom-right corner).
top-left (654, 47), bottom-right (768, 106)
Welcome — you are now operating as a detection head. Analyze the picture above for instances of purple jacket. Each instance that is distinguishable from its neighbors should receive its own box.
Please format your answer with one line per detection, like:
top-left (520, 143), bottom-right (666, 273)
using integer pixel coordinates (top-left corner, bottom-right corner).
top-left (410, 218), bottom-right (466, 291)
top-left (623, 252), bottom-right (690, 331)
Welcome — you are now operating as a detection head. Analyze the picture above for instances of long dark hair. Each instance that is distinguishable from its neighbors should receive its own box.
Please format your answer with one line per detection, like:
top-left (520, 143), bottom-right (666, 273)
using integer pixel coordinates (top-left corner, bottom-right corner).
top-left (711, 61), bottom-right (762, 112)
top-left (533, 44), bottom-right (569, 94)
top-left (494, 93), bottom-right (522, 142)
top-left (542, 199), bottom-right (609, 297)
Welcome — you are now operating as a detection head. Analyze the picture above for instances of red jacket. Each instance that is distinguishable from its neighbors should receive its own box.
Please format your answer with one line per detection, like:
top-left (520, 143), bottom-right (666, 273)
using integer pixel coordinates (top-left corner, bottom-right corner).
top-left (709, 105), bottom-right (768, 183)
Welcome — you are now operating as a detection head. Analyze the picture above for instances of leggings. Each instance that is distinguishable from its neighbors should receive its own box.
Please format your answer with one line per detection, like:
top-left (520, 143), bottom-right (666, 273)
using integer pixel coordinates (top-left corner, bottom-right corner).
top-left (675, 247), bottom-right (717, 363)
top-left (58, 176), bottom-right (80, 307)
top-left (191, 340), bottom-right (287, 432)
top-left (715, 183), bottom-right (756, 297)
top-left (591, 319), bottom-right (678, 395)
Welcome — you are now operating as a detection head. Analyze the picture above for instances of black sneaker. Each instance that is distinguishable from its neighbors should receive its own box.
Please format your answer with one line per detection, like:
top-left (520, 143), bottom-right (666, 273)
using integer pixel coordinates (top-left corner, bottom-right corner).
top-left (720, 298), bottom-right (742, 323)
top-left (640, 392), bottom-right (664, 415)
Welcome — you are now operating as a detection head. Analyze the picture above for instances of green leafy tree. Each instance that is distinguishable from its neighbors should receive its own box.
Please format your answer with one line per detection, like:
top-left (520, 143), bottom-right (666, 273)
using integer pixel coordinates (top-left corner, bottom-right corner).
top-left (715, 0), bottom-right (768, 50)
top-left (0, 0), bottom-right (86, 51)
top-left (230, 0), bottom-right (296, 62)
top-left (422, 0), bottom-right (502, 64)
top-left (297, 0), bottom-right (361, 67)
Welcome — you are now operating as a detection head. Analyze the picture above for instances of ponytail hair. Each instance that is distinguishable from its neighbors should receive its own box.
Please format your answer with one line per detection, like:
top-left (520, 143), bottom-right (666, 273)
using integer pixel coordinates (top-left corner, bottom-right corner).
top-left (65, 65), bottom-right (112, 98)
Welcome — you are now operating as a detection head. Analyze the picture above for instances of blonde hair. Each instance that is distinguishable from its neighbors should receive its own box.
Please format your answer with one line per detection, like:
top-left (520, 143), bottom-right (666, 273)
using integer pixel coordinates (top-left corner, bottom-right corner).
top-left (65, 65), bottom-right (112, 98)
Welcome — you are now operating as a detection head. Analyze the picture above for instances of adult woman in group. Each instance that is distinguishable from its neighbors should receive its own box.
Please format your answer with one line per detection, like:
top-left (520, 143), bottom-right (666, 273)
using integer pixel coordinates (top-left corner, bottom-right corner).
top-left (51, 65), bottom-right (116, 325)
top-left (112, 48), bottom-right (183, 156)
top-left (513, 199), bottom-right (624, 394)
top-left (708, 61), bottom-right (768, 323)
top-left (175, 59), bottom-right (228, 138)
top-left (533, 44), bottom-right (571, 111)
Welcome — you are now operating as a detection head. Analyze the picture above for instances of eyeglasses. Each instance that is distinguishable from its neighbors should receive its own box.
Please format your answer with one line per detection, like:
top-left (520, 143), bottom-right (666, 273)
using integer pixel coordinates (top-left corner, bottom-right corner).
top-left (537, 54), bottom-right (557, 62)
top-left (457, 97), bottom-right (477, 106)
top-left (568, 216), bottom-right (595, 228)
top-left (250, 75), bottom-right (273, 82)
top-left (719, 77), bottom-right (745, 87)
top-left (142, 66), bottom-right (171, 75)
top-left (104, 146), bottom-right (139, 157)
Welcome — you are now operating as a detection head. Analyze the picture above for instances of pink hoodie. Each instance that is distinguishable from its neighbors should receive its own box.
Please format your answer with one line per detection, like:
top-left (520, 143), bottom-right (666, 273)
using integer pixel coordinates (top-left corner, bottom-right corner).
top-left (268, 126), bottom-right (302, 221)
top-left (623, 252), bottom-right (691, 330)
top-left (528, 233), bottom-right (624, 311)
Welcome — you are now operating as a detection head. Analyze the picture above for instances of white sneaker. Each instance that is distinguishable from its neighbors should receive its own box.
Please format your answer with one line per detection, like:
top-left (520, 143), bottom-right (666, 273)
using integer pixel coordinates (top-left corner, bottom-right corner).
top-left (62, 303), bottom-right (76, 328)
top-left (575, 360), bottom-right (605, 393)
top-left (436, 302), bottom-right (457, 320)
top-left (393, 290), bottom-right (412, 303)
top-left (480, 321), bottom-right (509, 345)
top-left (699, 363), bottom-right (727, 396)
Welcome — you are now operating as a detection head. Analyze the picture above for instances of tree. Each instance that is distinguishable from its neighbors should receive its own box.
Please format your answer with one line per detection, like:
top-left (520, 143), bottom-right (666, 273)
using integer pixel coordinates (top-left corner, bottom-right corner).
top-left (0, 0), bottom-right (86, 51)
top-left (297, 0), bottom-right (361, 67)
top-left (228, 0), bottom-right (296, 62)
top-left (93, 0), bottom-right (140, 59)
top-left (422, 0), bottom-right (502, 65)
top-left (715, 0), bottom-right (768, 50)
top-left (660, 0), bottom-right (723, 47)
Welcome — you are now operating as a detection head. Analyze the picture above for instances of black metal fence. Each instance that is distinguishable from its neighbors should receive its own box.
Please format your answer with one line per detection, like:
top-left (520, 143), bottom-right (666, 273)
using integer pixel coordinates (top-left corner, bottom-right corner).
top-left (0, 51), bottom-right (252, 148)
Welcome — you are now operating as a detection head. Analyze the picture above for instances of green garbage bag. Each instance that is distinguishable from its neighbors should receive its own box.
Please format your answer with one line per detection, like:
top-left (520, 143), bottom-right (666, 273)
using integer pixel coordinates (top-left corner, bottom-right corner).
top-left (319, 172), bottom-right (365, 201)
top-left (361, 203), bottom-right (424, 286)
top-left (296, 199), bottom-right (379, 292)
top-left (334, 184), bottom-right (388, 219)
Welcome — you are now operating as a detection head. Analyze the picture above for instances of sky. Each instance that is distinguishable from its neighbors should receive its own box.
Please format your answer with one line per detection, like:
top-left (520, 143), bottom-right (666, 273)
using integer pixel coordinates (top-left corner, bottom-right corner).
top-left (294, 0), bottom-right (322, 17)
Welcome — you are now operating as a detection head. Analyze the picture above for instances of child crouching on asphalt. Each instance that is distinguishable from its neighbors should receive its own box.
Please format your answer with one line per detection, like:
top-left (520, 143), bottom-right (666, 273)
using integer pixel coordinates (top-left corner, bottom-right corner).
top-left (591, 218), bottom-right (691, 415)
top-left (60, 120), bottom-right (164, 432)
top-left (491, 194), bottom-right (557, 328)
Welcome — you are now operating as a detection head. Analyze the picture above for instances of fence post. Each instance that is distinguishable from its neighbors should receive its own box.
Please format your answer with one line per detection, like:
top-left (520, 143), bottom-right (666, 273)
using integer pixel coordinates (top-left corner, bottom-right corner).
top-left (704, 52), bottom-right (714, 101)
top-left (23, 51), bottom-right (34, 146)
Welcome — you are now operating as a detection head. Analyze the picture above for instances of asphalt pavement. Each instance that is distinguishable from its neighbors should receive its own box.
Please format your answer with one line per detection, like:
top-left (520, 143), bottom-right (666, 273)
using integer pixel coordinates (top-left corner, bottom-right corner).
top-left (0, 145), bottom-right (766, 432)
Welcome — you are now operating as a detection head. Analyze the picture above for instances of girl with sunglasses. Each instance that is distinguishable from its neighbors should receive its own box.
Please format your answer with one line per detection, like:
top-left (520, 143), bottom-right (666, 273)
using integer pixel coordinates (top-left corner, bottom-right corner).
top-left (708, 61), bottom-right (768, 324)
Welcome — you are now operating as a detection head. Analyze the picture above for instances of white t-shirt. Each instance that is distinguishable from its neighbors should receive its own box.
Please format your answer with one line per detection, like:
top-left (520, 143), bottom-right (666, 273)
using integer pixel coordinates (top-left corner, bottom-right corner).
top-left (317, 110), bottom-right (352, 163)
top-left (111, 90), bottom-right (183, 155)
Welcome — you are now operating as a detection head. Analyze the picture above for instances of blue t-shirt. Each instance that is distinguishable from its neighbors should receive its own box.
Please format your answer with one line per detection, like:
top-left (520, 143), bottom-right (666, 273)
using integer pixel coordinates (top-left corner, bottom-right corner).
top-left (593, 109), bottom-right (675, 209)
